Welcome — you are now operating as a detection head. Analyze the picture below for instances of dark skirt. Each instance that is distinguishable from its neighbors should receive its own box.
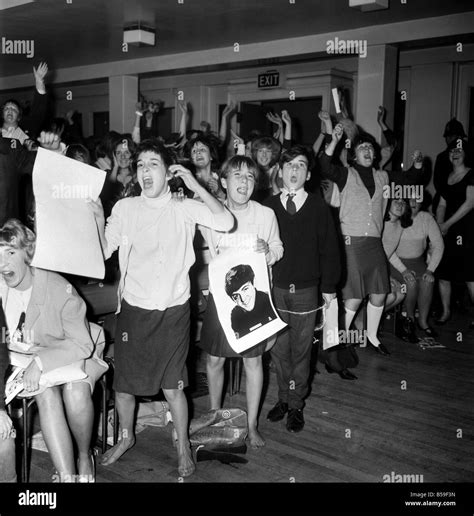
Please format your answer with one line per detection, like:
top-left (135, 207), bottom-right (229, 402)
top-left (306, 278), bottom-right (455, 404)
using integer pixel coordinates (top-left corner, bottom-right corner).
top-left (342, 236), bottom-right (390, 299)
top-left (436, 237), bottom-right (474, 282)
top-left (390, 256), bottom-right (427, 283)
top-left (113, 299), bottom-right (190, 396)
top-left (199, 294), bottom-right (267, 358)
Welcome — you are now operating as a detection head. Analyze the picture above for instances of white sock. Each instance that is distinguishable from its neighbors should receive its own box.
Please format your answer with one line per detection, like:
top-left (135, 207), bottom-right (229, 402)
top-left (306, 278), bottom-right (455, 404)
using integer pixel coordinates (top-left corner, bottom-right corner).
top-left (344, 308), bottom-right (357, 331)
top-left (367, 302), bottom-right (384, 346)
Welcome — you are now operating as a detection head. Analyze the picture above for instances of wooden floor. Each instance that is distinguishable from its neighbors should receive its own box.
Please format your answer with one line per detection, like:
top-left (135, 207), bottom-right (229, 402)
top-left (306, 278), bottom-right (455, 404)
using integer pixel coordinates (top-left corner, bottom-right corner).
top-left (26, 312), bottom-right (474, 484)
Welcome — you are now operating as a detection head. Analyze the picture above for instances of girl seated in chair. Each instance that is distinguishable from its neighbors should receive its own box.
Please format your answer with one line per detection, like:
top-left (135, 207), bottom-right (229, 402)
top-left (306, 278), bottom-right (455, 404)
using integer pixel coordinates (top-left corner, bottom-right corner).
top-left (0, 219), bottom-right (107, 482)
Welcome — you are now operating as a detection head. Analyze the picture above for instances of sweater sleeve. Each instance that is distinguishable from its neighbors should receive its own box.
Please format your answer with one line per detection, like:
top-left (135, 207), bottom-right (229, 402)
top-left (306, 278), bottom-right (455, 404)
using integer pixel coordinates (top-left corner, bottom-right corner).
top-left (181, 199), bottom-right (234, 232)
top-left (34, 286), bottom-right (93, 373)
top-left (319, 152), bottom-right (349, 191)
top-left (104, 199), bottom-right (124, 260)
top-left (425, 213), bottom-right (445, 272)
top-left (317, 199), bottom-right (341, 292)
top-left (264, 209), bottom-right (284, 267)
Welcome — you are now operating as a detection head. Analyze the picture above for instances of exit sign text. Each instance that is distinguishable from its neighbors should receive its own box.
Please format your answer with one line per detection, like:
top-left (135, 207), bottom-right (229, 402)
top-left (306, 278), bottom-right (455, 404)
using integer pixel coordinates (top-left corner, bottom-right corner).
top-left (258, 71), bottom-right (279, 89)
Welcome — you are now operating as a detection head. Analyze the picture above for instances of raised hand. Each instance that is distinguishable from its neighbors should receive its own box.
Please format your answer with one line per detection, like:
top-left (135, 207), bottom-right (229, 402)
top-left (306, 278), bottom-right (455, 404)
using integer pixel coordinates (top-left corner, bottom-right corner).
top-left (266, 112), bottom-right (282, 126)
top-left (318, 110), bottom-right (330, 122)
top-left (168, 164), bottom-right (201, 193)
top-left (377, 106), bottom-right (386, 124)
top-left (33, 62), bottom-right (48, 83)
top-left (37, 131), bottom-right (61, 151)
top-left (230, 129), bottom-right (244, 146)
top-left (281, 110), bottom-right (291, 125)
top-left (222, 101), bottom-right (236, 118)
top-left (318, 110), bottom-right (332, 134)
top-left (332, 123), bottom-right (344, 142)
top-left (95, 156), bottom-right (112, 171)
top-left (178, 101), bottom-right (188, 115)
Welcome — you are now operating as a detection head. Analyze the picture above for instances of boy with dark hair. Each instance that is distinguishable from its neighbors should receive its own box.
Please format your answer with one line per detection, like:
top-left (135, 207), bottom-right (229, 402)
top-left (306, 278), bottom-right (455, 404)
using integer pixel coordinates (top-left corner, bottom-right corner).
top-left (264, 144), bottom-right (341, 433)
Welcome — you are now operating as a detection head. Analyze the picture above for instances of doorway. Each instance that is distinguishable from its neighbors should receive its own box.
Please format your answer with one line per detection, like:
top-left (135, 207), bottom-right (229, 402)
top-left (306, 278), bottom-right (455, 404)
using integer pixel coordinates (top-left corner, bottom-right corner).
top-left (239, 96), bottom-right (323, 146)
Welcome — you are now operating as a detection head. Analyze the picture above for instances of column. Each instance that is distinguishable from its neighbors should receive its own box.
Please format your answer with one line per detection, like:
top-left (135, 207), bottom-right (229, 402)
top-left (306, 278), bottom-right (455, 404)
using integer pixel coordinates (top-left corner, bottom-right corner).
top-left (355, 44), bottom-right (398, 141)
top-left (109, 75), bottom-right (138, 133)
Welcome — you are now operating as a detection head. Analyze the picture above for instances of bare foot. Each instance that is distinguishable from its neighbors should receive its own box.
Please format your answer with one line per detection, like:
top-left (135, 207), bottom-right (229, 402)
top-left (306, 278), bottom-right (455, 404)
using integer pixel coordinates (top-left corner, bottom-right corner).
top-left (101, 437), bottom-right (136, 466)
top-left (248, 428), bottom-right (265, 449)
top-left (177, 443), bottom-right (195, 478)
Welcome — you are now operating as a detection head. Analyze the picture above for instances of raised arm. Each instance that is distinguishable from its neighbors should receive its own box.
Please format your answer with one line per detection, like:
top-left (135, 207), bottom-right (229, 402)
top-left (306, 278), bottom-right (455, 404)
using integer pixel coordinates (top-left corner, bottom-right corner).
top-left (169, 164), bottom-right (233, 231)
top-left (132, 103), bottom-right (143, 144)
top-left (313, 110), bottom-right (332, 156)
top-left (266, 112), bottom-right (283, 144)
top-left (319, 123), bottom-right (349, 190)
top-left (23, 62), bottom-right (49, 139)
top-left (219, 102), bottom-right (235, 145)
top-left (281, 110), bottom-right (292, 148)
top-left (178, 101), bottom-right (189, 146)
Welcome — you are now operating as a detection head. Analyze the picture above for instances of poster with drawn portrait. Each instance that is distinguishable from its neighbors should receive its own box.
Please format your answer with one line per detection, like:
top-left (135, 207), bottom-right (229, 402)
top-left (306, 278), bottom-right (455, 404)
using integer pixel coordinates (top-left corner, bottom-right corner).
top-left (209, 247), bottom-right (286, 354)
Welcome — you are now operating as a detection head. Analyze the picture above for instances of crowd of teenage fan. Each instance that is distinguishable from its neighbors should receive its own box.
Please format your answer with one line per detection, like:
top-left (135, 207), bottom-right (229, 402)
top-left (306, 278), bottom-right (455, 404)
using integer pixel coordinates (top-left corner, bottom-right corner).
top-left (0, 62), bottom-right (473, 481)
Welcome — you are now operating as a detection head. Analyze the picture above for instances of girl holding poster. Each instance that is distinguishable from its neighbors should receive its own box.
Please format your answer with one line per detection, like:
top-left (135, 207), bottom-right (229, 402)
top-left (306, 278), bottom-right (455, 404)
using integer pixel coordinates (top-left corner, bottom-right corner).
top-left (199, 155), bottom-right (283, 449)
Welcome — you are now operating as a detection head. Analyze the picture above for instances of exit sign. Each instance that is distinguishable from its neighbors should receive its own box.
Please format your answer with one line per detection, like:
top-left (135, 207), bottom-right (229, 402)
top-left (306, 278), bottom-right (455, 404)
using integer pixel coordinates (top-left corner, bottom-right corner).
top-left (258, 70), bottom-right (279, 89)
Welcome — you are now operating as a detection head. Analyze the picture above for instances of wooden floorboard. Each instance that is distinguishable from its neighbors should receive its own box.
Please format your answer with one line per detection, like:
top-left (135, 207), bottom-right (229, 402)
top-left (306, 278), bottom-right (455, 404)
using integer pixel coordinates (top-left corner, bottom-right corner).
top-left (24, 315), bottom-right (474, 483)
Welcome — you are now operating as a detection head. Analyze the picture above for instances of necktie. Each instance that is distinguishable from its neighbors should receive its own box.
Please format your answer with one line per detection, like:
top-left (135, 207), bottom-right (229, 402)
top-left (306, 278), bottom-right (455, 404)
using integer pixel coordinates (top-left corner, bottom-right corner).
top-left (286, 193), bottom-right (296, 215)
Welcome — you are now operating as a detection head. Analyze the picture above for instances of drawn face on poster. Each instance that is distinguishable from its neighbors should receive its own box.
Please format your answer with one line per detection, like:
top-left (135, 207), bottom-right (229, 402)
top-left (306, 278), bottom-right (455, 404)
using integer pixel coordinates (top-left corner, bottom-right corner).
top-left (209, 250), bottom-right (286, 354)
top-left (225, 264), bottom-right (277, 339)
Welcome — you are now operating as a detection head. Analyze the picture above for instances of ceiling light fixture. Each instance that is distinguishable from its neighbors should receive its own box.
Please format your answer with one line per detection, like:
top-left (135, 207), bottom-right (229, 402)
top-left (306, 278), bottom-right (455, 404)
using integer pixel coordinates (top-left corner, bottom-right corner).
top-left (349, 0), bottom-right (389, 12)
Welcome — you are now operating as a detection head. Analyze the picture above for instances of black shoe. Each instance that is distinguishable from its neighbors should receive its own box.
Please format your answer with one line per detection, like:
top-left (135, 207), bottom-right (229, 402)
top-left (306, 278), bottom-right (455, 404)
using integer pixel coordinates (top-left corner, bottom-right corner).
top-left (325, 363), bottom-right (358, 380)
top-left (286, 409), bottom-right (305, 433)
top-left (267, 400), bottom-right (288, 422)
top-left (417, 324), bottom-right (438, 339)
top-left (367, 339), bottom-right (391, 356)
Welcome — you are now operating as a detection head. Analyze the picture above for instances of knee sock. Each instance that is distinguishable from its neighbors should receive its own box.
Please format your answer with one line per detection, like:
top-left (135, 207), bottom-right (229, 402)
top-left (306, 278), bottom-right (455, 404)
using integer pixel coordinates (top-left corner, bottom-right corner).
top-left (367, 302), bottom-right (384, 346)
top-left (344, 308), bottom-right (357, 332)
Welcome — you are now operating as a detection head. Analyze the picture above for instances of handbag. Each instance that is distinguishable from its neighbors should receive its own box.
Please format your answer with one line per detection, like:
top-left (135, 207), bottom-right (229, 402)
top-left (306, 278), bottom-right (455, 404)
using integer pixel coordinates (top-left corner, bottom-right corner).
top-left (189, 408), bottom-right (248, 448)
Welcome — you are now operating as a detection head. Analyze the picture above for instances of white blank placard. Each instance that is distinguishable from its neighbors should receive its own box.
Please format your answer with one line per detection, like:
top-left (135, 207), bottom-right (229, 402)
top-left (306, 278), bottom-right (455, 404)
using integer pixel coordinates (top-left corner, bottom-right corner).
top-left (31, 148), bottom-right (106, 279)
